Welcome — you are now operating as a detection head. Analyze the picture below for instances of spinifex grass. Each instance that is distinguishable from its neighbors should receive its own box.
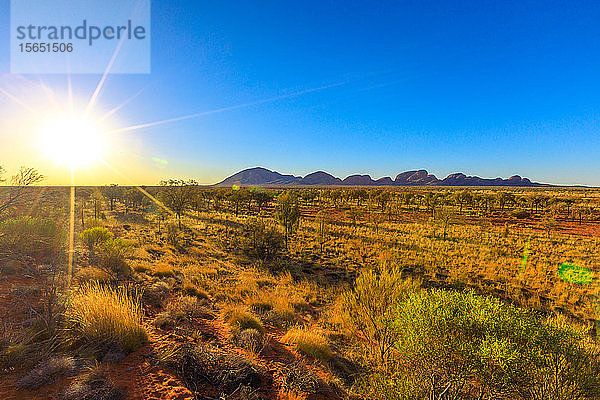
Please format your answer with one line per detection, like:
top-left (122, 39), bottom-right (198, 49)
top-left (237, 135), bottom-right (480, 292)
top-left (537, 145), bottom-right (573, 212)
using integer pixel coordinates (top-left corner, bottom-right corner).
top-left (63, 283), bottom-right (147, 352)
top-left (282, 328), bottom-right (332, 361)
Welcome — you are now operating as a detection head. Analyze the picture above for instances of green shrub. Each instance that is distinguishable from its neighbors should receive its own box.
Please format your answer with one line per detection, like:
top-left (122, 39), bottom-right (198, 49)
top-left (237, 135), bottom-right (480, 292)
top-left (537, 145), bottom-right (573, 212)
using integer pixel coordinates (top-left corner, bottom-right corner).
top-left (97, 238), bottom-right (132, 278)
top-left (63, 283), bottom-right (147, 353)
top-left (370, 289), bottom-right (600, 400)
top-left (80, 227), bottom-right (112, 265)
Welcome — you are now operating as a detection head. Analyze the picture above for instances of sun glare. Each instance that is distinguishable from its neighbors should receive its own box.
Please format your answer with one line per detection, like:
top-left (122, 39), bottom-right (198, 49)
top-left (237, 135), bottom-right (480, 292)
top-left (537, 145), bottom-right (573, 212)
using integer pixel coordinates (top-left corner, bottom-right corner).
top-left (39, 115), bottom-right (108, 168)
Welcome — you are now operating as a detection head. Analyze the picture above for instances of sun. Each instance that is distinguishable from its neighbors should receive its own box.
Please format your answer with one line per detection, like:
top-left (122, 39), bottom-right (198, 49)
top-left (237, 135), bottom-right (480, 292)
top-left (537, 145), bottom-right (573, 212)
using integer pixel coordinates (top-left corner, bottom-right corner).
top-left (38, 114), bottom-right (109, 168)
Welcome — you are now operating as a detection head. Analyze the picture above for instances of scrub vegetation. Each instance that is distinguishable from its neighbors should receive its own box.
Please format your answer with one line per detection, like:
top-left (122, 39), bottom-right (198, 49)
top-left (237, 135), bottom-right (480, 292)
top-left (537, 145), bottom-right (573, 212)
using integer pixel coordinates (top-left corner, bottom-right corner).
top-left (1, 172), bottom-right (600, 398)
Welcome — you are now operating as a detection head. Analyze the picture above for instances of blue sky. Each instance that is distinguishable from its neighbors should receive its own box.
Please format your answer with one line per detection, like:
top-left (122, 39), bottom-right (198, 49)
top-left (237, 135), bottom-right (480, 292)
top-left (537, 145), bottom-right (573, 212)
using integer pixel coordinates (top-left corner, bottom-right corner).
top-left (1, 0), bottom-right (600, 185)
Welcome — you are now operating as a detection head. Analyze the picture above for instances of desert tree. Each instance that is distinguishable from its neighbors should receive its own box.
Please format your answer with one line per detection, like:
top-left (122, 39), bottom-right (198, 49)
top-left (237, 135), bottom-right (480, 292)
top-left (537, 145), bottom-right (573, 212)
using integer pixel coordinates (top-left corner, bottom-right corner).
top-left (496, 191), bottom-right (516, 212)
top-left (190, 187), bottom-right (204, 218)
top-left (240, 216), bottom-right (284, 262)
top-left (159, 179), bottom-right (197, 229)
top-left (0, 166), bottom-right (44, 219)
top-left (425, 192), bottom-right (441, 217)
top-left (435, 205), bottom-right (454, 240)
top-left (399, 191), bottom-right (414, 209)
top-left (352, 188), bottom-right (369, 207)
top-left (253, 190), bottom-right (273, 213)
top-left (228, 188), bottom-right (249, 216)
top-left (300, 189), bottom-right (318, 206)
top-left (347, 207), bottom-right (362, 232)
top-left (276, 191), bottom-right (301, 250)
top-left (102, 184), bottom-right (121, 211)
top-left (91, 191), bottom-right (104, 220)
top-left (375, 191), bottom-right (391, 212)
top-left (453, 189), bottom-right (472, 214)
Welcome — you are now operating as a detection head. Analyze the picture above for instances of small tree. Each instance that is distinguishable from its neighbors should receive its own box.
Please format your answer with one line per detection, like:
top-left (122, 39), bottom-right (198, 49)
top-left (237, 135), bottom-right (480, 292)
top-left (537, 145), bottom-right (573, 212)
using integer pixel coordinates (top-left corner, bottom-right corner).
top-left (159, 179), bottom-right (197, 228)
top-left (0, 167), bottom-right (44, 219)
top-left (276, 191), bottom-right (301, 250)
top-left (102, 184), bottom-right (121, 211)
top-left (425, 192), bottom-right (440, 217)
top-left (253, 191), bottom-right (273, 213)
top-left (91, 191), bottom-right (104, 220)
top-left (340, 266), bottom-right (417, 369)
top-left (454, 189), bottom-right (472, 214)
top-left (435, 206), bottom-right (453, 241)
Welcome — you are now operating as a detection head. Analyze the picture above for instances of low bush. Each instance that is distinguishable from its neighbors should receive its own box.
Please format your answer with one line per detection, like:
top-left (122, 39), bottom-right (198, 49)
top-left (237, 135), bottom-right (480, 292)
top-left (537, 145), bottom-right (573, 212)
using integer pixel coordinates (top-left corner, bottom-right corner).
top-left (512, 209), bottom-right (531, 219)
top-left (181, 282), bottom-right (209, 300)
top-left (234, 328), bottom-right (264, 353)
top-left (141, 281), bottom-right (170, 307)
top-left (339, 266), bottom-right (417, 367)
top-left (362, 289), bottom-right (600, 400)
top-left (245, 292), bottom-right (298, 328)
top-left (151, 263), bottom-right (177, 278)
top-left (281, 361), bottom-right (326, 396)
top-left (164, 344), bottom-right (268, 395)
top-left (63, 283), bottom-right (147, 353)
top-left (18, 356), bottom-right (85, 390)
top-left (154, 295), bottom-right (211, 329)
top-left (239, 217), bottom-right (284, 261)
top-left (97, 238), bottom-right (132, 278)
top-left (62, 369), bottom-right (123, 400)
top-left (282, 328), bottom-right (332, 361)
top-left (81, 227), bottom-right (113, 265)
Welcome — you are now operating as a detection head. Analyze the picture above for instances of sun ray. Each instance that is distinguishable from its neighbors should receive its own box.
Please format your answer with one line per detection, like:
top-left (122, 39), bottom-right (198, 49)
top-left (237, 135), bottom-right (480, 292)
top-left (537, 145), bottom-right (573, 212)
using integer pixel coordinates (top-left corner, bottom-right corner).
top-left (0, 87), bottom-right (36, 113)
top-left (99, 86), bottom-right (148, 122)
top-left (38, 80), bottom-right (60, 109)
top-left (83, 34), bottom-right (127, 118)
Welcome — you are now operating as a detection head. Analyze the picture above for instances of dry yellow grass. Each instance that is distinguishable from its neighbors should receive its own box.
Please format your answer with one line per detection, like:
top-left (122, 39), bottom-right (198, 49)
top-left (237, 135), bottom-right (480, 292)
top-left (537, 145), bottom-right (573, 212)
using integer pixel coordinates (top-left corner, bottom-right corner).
top-left (63, 283), bottom-right (147, 352)
top-left (282, 328), bottom-right (332, 361)
top-left (222, 306), bottom-right (265, 334)
top-left (151, 263), bottom-right (177, 277)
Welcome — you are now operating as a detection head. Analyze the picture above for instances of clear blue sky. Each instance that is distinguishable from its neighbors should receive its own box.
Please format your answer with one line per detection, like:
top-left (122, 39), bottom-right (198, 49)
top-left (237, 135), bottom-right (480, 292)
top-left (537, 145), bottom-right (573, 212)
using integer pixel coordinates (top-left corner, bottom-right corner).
top-left (1, 0), bottom-right (600, 185)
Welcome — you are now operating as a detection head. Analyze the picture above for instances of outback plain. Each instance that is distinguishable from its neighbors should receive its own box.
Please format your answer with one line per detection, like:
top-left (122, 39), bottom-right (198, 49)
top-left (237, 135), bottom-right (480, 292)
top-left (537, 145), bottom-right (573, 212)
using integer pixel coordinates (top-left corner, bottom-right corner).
top-left (0, 165), bottom-right (600, 400)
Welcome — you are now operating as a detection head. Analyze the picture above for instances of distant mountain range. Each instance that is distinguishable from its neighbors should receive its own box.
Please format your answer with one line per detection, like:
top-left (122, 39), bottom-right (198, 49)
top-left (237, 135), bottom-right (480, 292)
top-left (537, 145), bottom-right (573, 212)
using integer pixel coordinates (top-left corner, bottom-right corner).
top-left (216, 167), bottom-right (549, 187)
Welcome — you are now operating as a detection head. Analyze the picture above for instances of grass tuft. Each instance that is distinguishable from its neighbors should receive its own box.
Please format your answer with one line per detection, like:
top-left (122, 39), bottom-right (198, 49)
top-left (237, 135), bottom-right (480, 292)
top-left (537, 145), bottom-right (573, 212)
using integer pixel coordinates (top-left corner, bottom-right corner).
top-left (282, 328), bottom-right (332, 361)
top-left (63, 283), bottom-right (147, 353)
top-left (222, 307), bottom-right (265, 335)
